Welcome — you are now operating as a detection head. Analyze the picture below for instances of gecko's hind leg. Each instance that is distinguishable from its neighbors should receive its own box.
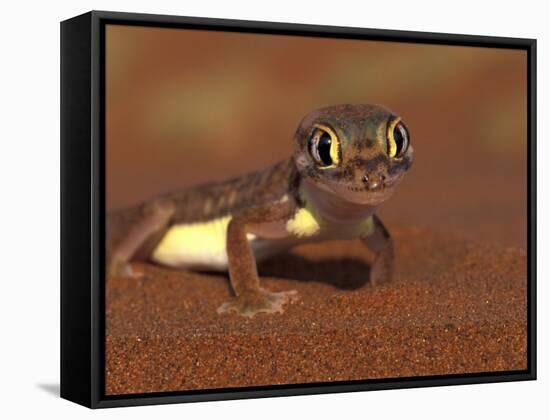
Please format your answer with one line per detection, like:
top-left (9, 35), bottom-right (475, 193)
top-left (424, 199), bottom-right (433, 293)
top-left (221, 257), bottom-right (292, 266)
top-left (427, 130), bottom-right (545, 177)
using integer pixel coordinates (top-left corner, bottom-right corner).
top-left (108, 199), bottom-right (175, 279)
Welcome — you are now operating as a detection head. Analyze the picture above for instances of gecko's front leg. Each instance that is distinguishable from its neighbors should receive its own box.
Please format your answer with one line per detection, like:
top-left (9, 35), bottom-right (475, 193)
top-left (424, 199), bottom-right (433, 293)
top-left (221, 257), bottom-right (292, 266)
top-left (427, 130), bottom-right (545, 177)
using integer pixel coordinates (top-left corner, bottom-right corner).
top-left (217, 201), bottom-right (298, 317)
top-left (362, 215), bottom-right (394, 286)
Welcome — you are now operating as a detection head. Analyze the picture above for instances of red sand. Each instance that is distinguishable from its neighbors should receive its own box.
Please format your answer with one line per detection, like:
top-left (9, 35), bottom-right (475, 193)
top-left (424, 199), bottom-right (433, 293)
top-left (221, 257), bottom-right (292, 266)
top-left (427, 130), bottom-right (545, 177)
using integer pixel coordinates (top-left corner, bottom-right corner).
top-left (105, 225), bottom-right (527, 395)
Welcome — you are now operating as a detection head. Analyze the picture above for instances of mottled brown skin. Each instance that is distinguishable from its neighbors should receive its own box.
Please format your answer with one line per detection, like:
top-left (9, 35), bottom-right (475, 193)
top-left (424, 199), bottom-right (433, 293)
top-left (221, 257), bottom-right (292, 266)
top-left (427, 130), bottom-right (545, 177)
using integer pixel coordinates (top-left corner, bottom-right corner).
top-left (107, 104), bottom-right (413, 317)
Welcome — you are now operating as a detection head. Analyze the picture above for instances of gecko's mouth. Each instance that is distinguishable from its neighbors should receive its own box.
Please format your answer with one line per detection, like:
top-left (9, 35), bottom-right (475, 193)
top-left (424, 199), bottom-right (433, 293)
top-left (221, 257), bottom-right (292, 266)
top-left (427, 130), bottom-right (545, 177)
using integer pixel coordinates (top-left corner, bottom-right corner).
top-left (323, 179), bottom-right (400, 206)
top-left (346, 183), bottom-right (390, 192)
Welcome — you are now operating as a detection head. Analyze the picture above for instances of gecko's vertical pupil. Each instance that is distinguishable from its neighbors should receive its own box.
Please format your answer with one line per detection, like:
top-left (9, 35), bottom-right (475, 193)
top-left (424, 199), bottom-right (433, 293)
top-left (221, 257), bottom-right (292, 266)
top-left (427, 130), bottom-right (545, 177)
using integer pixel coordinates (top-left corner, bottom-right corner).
top-left (317, 132), bottom-right (333, 166)
top-left (391, 122), bottom-right (409, 158)
top-left (393, 125), bottom-right (404, 155)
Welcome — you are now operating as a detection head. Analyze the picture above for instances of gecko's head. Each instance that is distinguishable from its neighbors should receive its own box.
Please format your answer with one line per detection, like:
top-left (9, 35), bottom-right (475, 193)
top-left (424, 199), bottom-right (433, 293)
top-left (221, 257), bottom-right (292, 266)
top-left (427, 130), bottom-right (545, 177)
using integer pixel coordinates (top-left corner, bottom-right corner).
top-left (293, 104), bottom-right (413, 206)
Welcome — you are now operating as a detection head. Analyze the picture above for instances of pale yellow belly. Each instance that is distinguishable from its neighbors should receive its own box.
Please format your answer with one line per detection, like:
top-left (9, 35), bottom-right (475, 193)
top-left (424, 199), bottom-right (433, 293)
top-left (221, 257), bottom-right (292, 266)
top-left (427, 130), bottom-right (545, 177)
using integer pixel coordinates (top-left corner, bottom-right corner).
top-left (150, 216), bottom-right (286, 271)
top-left (150, 210), bottom-right (374, 272)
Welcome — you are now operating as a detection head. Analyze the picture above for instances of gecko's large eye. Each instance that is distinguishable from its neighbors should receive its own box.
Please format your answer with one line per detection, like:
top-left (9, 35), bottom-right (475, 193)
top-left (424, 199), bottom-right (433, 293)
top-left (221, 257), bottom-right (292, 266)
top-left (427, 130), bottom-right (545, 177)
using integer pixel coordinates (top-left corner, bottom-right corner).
top-left (387, 118), bottom-right (410, 159)
top-left (308, 124), bottom-right (340, 168)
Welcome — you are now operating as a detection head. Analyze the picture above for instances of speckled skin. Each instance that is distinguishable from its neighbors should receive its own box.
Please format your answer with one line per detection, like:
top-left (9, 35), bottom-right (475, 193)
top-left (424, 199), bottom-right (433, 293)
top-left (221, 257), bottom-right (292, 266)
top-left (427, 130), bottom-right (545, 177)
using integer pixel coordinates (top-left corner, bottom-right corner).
top-left (107, 104), bottom-right (413, 317)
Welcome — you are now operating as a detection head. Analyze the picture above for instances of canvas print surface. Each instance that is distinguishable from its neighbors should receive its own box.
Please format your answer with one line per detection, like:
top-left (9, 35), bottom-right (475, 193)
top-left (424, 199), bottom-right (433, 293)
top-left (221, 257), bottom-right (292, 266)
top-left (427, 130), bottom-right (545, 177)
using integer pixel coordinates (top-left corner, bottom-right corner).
top-left (105, 24), bottom-right (527, 395)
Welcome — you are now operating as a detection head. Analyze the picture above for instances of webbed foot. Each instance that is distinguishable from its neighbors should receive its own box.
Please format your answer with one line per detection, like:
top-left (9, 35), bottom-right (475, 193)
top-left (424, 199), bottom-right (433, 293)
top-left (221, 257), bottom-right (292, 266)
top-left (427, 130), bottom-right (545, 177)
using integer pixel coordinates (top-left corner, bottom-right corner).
top-left (217, 288), bottom-right (298, 317)
top-left (108, 257), bottom-right (145, 279)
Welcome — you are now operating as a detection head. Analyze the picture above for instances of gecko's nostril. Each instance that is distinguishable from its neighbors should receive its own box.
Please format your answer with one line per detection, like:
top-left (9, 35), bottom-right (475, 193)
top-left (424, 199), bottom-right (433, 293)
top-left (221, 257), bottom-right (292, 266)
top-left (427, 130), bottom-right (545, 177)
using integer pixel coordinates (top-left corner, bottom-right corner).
top-left (363, 173), bottom-right (383, 190)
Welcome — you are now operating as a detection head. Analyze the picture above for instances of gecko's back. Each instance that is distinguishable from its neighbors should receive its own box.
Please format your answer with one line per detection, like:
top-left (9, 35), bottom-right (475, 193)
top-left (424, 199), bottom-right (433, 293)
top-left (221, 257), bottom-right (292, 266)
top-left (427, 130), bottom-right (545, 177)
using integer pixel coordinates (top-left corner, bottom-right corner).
top-left (107, 159), bottom-right (297, 265)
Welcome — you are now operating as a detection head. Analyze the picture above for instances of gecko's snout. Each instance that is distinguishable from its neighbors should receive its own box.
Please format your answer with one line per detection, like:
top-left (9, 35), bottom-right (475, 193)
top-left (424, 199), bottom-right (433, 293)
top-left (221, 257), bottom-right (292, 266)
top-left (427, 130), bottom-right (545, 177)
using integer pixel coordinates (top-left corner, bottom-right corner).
top-left (362, 173), bottom-right (385, 191)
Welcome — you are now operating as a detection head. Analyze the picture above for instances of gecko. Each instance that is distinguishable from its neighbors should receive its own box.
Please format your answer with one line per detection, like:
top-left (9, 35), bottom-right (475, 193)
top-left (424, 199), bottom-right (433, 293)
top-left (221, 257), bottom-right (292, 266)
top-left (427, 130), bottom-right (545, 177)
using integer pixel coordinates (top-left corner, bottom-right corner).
top-left (107, 104), bottom-right (413, 317)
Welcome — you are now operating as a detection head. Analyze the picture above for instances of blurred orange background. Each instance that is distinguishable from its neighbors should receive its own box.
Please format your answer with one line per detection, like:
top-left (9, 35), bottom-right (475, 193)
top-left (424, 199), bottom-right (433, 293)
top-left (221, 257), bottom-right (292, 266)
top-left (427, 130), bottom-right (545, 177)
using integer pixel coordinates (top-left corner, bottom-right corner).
top-left (105, 24), bottom-right (527, 248)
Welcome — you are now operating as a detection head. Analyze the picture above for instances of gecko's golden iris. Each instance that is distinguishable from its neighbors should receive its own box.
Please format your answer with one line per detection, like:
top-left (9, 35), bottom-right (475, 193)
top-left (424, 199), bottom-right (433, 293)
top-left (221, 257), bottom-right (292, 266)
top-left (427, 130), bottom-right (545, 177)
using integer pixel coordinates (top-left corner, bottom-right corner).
top-left (308, 124), bottom-right (341, 168)
top-left (387, 118), bottom-right (410, 159)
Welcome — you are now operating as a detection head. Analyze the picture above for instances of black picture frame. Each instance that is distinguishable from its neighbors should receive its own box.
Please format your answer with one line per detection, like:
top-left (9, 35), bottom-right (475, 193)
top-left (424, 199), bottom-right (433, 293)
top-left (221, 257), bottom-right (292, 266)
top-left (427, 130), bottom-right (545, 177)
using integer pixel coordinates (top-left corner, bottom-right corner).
top-left (60, 10), bottom-right (537, 409)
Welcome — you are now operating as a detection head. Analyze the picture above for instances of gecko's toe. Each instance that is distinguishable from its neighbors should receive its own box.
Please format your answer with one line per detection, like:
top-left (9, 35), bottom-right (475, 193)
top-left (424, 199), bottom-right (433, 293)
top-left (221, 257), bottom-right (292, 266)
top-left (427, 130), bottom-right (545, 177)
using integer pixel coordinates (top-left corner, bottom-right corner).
top-left (108, 259), bottom-right (146, 280)
top-left (122, 264), bottom-right (146, 279)
top-left (217, 289), bottom-right (298, 318)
